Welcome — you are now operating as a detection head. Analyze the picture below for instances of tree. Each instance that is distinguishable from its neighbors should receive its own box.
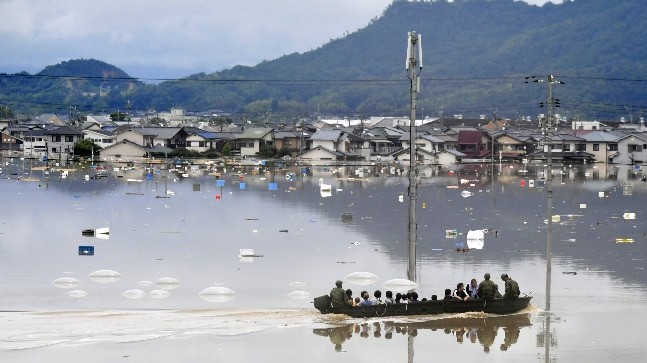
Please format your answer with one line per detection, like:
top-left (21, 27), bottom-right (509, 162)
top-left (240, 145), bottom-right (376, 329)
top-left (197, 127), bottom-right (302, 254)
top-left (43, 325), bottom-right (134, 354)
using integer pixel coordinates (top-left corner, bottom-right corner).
top-left (73, 139), bottom-right (101, 158)
top-left (0, 106), bottom-right (14, 119)
top-left (222, 143), bottom-right (232, 156)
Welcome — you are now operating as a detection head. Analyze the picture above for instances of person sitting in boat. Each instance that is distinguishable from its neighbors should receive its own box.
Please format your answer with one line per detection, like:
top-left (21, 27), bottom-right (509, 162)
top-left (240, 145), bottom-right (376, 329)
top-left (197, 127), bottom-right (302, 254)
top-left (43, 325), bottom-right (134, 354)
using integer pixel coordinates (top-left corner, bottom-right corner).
top-left (466, 278), bottom-right (479, 299)
top-left (394, 293), bottom-right (403, 303)
top-left (443, 288), bottom-right (453, 301)
top-left (501, 273), bottom-right (520, 300)
top-left (373, 290), bottom-right (383, 304)
top-left (358, 291), bottom-right (374, 306)
top-left (345, 289), bottom-right (356, 306)
top-left (384, 290), bottom-right (394, 303)
top-left (477, 273), bottom-right (499, 300)
top-left (408, 291), bottom-right (420, 303)
top-left (453, 282), bottom-right (470, 301)
top-left (330, 280), bottom-right (352, 308)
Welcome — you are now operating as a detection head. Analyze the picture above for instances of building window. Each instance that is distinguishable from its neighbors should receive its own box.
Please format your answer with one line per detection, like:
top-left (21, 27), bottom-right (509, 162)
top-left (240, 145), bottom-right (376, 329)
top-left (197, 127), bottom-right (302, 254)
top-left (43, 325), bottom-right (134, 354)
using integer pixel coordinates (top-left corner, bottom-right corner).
top-left (53, 135), bottom-right (61, 142)
top-left (609, 144), bottom-right (618, 151)
top-left (628, 144), bottom-right (642, 152)
top-left (576, 143), bottom-right (586, 151)
top-left (563, 144), bottom-right (570, 151)
top-left (593, 144), bottom-right (600, 151)
top-left (65, 136), bottom-right (73, 142)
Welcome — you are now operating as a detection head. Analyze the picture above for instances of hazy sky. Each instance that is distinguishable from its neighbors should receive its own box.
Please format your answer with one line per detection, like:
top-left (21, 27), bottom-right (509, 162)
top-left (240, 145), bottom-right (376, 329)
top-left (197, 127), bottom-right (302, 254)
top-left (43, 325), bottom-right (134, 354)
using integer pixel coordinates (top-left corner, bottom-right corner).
top-left (0, 0), bottom-right (559, 79)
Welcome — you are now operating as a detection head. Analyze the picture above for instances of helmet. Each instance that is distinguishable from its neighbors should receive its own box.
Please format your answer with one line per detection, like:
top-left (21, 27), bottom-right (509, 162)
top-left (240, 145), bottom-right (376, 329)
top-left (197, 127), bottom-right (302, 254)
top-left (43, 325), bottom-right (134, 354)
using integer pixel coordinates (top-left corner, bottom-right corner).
top-left (501, 273), bottom-right (508, 280)
top-left (484, 272), bottom-right (490, 279)
top-left (335, 280), bottom-right (343, 287)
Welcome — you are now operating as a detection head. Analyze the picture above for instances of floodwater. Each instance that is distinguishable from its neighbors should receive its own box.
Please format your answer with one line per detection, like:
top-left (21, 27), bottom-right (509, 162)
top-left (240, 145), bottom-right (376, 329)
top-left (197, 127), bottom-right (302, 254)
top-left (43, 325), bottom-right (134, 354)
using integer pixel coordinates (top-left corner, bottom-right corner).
top-left (0, 158), bottom-right (646, 362)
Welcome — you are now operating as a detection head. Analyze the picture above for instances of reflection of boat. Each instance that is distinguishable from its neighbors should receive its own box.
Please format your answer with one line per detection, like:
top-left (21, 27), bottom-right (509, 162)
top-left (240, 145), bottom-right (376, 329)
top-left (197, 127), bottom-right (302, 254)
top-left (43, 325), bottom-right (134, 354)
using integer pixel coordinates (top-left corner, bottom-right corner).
top-left (313, 295), bottom-right (532, 318)
top-left (313, 313), bottom-right (531, 352)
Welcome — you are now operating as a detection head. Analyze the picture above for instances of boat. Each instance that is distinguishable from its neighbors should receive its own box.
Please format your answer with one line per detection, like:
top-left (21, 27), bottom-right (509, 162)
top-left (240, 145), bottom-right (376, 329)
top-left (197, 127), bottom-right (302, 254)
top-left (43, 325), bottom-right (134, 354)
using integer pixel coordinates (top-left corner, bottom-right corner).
top-left (313, 294), bottom-right (532, 318)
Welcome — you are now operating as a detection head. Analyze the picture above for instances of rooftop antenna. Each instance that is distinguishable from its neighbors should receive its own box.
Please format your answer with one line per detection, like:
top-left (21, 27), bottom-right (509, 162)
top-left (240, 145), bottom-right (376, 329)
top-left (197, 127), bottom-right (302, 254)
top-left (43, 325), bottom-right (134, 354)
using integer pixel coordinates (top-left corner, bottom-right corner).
top-left (406, 31), bottom-right (423, 283)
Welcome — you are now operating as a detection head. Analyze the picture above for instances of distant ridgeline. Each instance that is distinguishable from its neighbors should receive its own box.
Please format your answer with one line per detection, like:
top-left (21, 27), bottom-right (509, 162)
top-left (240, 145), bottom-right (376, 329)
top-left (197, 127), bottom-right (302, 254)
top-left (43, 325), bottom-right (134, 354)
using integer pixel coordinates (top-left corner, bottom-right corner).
top-left (1, 0), bottom-right (646, 121)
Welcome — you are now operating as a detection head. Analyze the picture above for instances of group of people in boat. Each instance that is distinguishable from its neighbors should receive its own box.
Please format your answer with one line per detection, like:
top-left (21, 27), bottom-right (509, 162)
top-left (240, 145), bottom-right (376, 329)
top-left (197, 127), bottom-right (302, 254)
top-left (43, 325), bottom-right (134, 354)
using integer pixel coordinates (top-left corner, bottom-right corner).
top-left (329, 273), bottom-right (520, 308)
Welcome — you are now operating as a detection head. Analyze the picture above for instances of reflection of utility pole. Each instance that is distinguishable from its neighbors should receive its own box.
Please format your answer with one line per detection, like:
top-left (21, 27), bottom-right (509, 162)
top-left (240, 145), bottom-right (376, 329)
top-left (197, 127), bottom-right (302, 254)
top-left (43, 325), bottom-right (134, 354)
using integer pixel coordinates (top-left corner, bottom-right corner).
top-left (406, 31), bottom-right (423, 283)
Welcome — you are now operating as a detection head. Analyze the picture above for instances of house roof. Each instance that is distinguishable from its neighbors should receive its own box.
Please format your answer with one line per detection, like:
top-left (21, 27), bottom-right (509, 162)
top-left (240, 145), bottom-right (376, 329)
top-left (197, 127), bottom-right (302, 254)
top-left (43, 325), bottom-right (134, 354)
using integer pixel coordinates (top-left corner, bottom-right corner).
top-left (457, 130), bottom-right (485, 144)
top-left (310, 129), bottom-right (343, 141)
top-left (47, 126), bottom-right (84, 136)
top-left (579, 131), bottom-right (621, 142)
top-left (238, 127), bottom-right (273, 139)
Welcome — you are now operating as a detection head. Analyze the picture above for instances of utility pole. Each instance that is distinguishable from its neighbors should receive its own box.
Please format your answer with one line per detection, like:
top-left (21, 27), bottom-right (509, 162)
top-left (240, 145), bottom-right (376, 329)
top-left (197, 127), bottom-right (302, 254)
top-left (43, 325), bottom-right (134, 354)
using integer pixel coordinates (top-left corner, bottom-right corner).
top-left (406, 31), bottom-right (423, 283)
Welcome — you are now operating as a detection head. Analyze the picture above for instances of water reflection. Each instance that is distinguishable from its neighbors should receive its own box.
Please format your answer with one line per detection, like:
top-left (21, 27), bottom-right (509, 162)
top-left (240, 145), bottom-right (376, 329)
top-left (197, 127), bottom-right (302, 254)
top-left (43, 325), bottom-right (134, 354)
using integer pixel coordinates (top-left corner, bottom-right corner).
top-left (313, 314), bottom-right (531, 353)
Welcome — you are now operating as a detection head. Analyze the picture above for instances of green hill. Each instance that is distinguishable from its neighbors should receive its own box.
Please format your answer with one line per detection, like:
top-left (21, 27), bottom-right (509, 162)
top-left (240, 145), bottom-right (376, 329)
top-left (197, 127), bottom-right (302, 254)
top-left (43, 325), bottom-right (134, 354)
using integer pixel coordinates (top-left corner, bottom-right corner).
top-left (1, 0), bottom-right (646, 121)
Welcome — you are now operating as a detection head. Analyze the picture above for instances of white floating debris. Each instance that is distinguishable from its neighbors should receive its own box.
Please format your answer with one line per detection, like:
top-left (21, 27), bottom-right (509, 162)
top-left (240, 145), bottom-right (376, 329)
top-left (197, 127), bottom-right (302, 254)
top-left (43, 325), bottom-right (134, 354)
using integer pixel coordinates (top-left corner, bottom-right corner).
top-left (89, 270), bottom-right (123, 284)
top-left (552, 215), bottom-right (561, 223)
top-left (288, 291), bottom-right (311, 300)
top-left (239, 248), bottom-right (255, 257)
top-left (149, 290), bottom-right (171, 299)
top-left (68, 289), bottom-right (89, 298)
top-left (52, 277), bottom-right (80, 289)
top-left (383, 279), bottom-right (419, 292)
top-left (598, 191), bottom-right (606, 198)
top-left (623, 212), bottom-right (636, 220)
top-left (398, 195), bottom-right (404, 203)
top-left (345, 271), bottom-right (379, 285)
top-left (289, 281), bottom-right (307, 287)
top-left (461, 190), bottom-right (473, 198)
top-left (199, 286), bottom-right (235, 303)
top-left (466, 230), bottom-right (485, 250)
top-left (122, 289), bottom-right (146, 299)
top-left (138, 280), bottom-right (155, 287)
top-left (580, 203), bottom-right (587, 209)
top-left (155, 277), bottom-right (181, 290)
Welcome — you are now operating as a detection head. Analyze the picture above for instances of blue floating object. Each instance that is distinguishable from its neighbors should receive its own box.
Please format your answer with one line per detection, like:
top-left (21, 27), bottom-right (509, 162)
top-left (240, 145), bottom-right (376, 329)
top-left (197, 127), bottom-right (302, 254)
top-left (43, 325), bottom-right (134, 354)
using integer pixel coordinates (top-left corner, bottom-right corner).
top-left (78, 246), bottom-right (94, 256)
top-left (260, 160), bottom-right (266, 166)
top-left (146, 173), bottom-right (153, 180)
top-left (268, 182), bottom-right (278, 191)
top-left (216, 180), bottom-right (225, 187)
top-left (455, 242), bottom-right (465, 248)
top-left (239, 182), bottom-right (246, 190)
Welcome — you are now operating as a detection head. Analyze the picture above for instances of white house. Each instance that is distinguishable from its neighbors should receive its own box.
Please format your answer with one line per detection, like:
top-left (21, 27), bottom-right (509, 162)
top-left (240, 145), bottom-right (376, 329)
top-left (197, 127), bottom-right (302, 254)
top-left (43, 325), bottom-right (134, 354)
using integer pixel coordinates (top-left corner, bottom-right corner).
top-left (613, 133), bottom-right (647, 164)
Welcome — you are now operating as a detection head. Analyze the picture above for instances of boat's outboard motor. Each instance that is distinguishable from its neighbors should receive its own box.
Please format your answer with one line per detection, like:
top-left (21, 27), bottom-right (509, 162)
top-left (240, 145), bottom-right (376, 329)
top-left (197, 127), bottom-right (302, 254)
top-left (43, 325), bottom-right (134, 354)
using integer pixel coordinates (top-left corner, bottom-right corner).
top-left (313, 295), bottom-right (332, 313)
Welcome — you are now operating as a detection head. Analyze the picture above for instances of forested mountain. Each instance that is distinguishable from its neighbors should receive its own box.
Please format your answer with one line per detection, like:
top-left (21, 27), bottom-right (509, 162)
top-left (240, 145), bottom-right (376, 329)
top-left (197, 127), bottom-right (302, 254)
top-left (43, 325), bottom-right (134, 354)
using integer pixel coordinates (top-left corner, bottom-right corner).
top-left (1, 0), bottom-right (646, 121)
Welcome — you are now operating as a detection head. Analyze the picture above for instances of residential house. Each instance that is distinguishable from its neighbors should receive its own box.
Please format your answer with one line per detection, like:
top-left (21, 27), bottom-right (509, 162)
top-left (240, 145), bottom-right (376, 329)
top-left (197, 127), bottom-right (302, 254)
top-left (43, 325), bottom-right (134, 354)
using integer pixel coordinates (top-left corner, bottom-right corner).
top-left (299, 145), bottom-right (346, 161)
top-left (238, 127), bottom-right (274, 158)
top-left (457, 130), bottom-right (489, 158)
top-left (46, 126), bottom-right (84, 160)
top-left (364, 127), bottom-right (405, 155)
top-left (82, 129), bottom-right (116, 150)
top-left (186, 131), bottom-right (218, 153)
top-left (613, 133), bottom-right (647, 164)
top-left (274, 129), bottom-right (308, 155)
top-left (99, 139), bottom-right (149, 161)
top-left (391, 147), bottom-right (436, 165)
top-left (490, 131), bottom-right (531, 160)
top-left (578, 131), bottom-right (621, 163)
top-left (309, 129), bottom-right (345, 152)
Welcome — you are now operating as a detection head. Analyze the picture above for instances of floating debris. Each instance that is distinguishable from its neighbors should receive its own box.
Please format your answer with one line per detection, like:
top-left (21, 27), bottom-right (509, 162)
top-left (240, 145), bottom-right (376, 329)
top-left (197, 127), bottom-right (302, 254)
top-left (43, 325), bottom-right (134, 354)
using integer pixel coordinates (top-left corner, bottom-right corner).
top-left (623, 212), bottom-right (636, 220)
top-left (52, 277), bottom-right (80, 289)
top-left (78, 246), bottom-right (94, 255)
top-left (446, 229), bottom-right (458, 238)
top-left (383, 278), bottom-right (419, 292)
top-left (466, 230), bottom-right (485, 250)
top-left (346, 271), bottom-right (378, 285)
top-left (341, 212), bottom-right (353, 224)
top-left (615, 237), bottom-right (634, 244)
top-left (122, 289), bottom-right (146, 299)
top-left (89, 270), bottom-right (122, 283)
top-left (155, 277), bottom-right (181, 290)
top-left (239, 249), bottom-right (263, 257)
top-left (461, 190), bottom-right (474, 198)
top-left (279, 229), bottom-right (288, 233)
top-left (68, 290), bottom-right (89, 298)
top-left (289, 281), bottom-right (307, 287)
top-left (563, 271), bottom-right (578, 275)
top-left (148, 290), bottom-right (171, 299)
top-left (288, 291), bottom-right (311, 300)
top-left (199, 286), bottom-right (235, 303)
